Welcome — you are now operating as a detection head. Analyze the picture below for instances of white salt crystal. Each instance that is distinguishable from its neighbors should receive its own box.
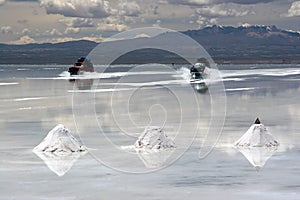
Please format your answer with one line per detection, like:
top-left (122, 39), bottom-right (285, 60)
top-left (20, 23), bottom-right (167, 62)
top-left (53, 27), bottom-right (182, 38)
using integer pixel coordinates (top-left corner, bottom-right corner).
top-left (235, 118), bottom-right (279, 147)
top-left (33, 124), bottom-right (86, 153)
top-left (135, 126), bottom-right (175, 150)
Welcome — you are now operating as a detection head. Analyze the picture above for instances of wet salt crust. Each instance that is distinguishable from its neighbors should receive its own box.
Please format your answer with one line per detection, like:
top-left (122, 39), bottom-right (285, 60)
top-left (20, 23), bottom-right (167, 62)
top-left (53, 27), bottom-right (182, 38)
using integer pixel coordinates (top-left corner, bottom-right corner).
top-left (1, 64), bottom-right (300, 198)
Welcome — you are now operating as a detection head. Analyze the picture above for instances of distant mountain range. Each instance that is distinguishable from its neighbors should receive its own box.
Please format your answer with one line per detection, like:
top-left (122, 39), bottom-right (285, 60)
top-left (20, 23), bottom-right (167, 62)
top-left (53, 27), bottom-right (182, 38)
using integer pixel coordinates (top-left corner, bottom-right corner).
top-left (0, 40), bottom-right (97, 65)
top-left (184, 25), bottom-right (300, 64)
top-left (0, 25), bottom-right (299, 64)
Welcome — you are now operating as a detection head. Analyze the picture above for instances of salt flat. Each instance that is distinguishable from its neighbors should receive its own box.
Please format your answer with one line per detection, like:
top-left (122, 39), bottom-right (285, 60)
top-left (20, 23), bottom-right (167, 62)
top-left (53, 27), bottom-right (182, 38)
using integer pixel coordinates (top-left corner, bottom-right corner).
top-left (0, 64), bottom-right (300, 200)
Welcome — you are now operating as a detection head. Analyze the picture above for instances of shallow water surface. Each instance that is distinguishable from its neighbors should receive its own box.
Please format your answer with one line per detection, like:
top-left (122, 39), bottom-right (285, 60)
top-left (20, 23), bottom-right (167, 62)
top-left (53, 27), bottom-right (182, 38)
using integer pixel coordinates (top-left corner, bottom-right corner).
top-left (0, 64), bottom-right (300, 199)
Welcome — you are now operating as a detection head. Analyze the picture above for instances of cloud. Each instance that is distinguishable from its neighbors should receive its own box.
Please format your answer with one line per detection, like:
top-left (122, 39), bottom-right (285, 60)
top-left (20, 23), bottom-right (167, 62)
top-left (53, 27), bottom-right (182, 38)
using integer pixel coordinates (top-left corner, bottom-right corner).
top-left (167, 0), bottom-right (279, 6)
top-left (14, 35), bottom-right (36, 44)
top-left (32, 9), bottom-right (39, 15)
top-left (95, 15), bottom-right (129, 32)
top-left (60, 18), bottom-right (95, 28)
top-left (167, 0), bottom-right (207, 6)
top-left (21, 28), bottom-right (30, 35)
top-left (119, 1), bottom-right (141, 17)
top-left (286, 1), bottom-right (300, 17)
top-left (96, 23), bottom-right (127, 32)
top-left (1, 26), bottom-right (13, 34)
top-left (50, 28), bottom-right (62, 35)
top-left (17, 19), bottom-right (29, 24)
top-left (50, 37), bottom-right (76, 43)
top-left (152, 5), bottom-right (159, 15)
top-left (51, 36), bottom-right (103, 43)
top-left (196, 3), bottom-right (250, 17)
top-left (219, 0), bottom-right (277, 4)
top-left (64, 27), bottom-right (80, 34)
top-left (39, 28), bottom-right (63, 36)
top-left (134, 33), bottom-right (151, 38)
top-left (196, 16), bottom-right (217, 28)
top-left (71, 18), bottom-right (94, 27)
top-left (40, 0), bottom-right (112, 18)
top-left (9, 0), bottom-right (38, 2)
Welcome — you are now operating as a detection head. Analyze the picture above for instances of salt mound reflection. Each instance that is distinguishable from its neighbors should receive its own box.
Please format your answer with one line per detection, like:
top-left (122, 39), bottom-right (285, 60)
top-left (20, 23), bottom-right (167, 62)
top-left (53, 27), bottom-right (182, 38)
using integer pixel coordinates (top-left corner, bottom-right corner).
top-left (236, 146), bottom-right (277, 171)
top-left (33, 124), bottom-right (87, 176)
top-left (234, 118), bottom-right (279, 170)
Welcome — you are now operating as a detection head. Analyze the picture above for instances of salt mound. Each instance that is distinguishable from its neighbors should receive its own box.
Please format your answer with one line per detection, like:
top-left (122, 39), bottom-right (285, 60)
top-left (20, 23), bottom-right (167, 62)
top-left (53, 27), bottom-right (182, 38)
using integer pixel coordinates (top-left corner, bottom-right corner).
top-left (234, 118), bottom-right (279, 147)
top-left (135, 126), bottom-right (175, 168)
top-left (33, 124), bottom-right (86, 153)
top-left (135, 126), bottom-right (175, 150)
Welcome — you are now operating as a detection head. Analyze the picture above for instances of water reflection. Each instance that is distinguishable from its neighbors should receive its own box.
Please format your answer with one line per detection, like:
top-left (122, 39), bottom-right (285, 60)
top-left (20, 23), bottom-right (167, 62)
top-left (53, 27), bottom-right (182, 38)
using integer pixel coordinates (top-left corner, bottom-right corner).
top-left (191, 82), bottom-right (208, 93)
top-left (69, 78), bottom-right (94, 90)
top-left (33, 151), bottom-right (87, 176)
top-left (136, 149), bottom-right (175, 168)
top-left (236, 147), bottom-right (278, 171)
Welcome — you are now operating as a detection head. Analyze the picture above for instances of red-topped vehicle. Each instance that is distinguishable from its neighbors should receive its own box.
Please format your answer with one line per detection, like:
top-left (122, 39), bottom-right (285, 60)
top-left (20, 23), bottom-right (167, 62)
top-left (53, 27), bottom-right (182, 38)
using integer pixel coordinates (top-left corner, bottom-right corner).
top-left (68, 56), bottom-right (94, 76)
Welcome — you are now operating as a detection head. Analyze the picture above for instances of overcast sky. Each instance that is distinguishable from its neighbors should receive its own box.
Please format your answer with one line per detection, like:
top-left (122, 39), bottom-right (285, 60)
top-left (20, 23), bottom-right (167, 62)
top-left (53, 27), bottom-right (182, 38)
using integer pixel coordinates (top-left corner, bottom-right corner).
top-left (0, 0), bottom-right (299, 44)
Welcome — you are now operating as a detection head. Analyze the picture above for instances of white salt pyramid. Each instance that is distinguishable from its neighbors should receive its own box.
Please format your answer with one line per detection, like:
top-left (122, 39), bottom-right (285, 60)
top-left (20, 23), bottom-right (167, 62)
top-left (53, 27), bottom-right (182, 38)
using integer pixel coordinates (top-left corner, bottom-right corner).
top-left (234, 118), bottom-right (279, 147)
top-left (135, 126), bottom-right (175, 150)
top-left (33, 124), bottom-right (86, 153)
top-left (33, 124), bottom-right (87, 176)
top-left (135, 126), bottom-right (175, 168)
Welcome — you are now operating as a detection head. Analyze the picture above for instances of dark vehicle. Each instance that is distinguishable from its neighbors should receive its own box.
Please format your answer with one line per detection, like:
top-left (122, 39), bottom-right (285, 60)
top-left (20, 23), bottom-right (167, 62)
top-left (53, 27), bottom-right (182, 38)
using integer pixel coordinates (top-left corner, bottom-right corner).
top-left (68, 57), bottom-right (94, 76)
top-left (190, 63), bottom-right (208, 93)
top-left (190, 63), bottom-right (206, 80)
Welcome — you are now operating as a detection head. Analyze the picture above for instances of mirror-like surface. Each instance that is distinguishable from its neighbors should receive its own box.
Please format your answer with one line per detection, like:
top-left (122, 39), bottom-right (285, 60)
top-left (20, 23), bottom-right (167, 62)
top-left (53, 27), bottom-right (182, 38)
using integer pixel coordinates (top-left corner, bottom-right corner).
top-left (0, 64), bottom-right (300, 199)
